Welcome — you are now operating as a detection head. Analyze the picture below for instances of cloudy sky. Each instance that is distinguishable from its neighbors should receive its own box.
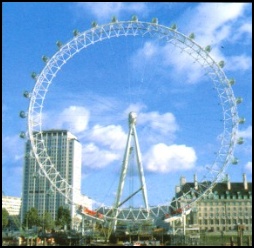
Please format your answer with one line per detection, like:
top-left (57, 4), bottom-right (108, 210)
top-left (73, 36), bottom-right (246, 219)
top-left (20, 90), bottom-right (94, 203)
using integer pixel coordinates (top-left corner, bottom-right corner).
top-left (2, 2), bottom-right (252, 208)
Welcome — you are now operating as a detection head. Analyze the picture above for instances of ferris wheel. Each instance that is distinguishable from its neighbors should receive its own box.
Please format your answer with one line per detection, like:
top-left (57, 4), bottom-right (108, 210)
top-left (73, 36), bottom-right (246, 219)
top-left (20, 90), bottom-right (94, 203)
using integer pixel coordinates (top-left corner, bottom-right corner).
top-left (20, 16), bottom-right (244, 231)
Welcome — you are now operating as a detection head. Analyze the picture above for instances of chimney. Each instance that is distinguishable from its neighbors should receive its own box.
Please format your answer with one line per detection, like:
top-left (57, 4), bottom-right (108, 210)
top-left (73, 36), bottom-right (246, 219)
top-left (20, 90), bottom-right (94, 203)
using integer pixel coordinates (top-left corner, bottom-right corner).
top-left (194, 174), bottom-right (198, 190)
top-left (226, 174), bottom-right (231, 190)
top-left (175, 186), bottom-right (180, 194)
top-left (243, 173), bottom-right (248, 190)
top-left (180, 176), bottom-right (186, 186)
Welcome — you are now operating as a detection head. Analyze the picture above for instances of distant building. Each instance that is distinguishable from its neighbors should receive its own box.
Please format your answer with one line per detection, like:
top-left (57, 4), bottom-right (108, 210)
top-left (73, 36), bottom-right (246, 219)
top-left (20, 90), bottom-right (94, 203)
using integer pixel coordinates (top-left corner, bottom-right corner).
top-left (171, 173), bottom-right (252, 233)
top-left (2, 195), bottom-right (21, 216)
top-left (21, 130), bottom-right (92, 228)
top-left (2, 195), bottom-right (22, 230)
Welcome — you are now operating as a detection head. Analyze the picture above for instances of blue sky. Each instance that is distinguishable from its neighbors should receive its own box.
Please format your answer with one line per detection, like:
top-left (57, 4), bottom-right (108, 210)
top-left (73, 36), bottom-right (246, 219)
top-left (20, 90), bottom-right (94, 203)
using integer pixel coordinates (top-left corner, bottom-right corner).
top-left (2, 3), bottom-right (252, 208)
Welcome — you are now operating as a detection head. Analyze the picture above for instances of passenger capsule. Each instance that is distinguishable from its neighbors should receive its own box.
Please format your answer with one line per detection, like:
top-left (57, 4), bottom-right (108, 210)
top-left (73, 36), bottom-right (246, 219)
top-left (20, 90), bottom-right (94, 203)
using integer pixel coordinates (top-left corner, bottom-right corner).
top-left (205, 45), bottom-right (211, 52)
top-left (171, 24), bottom-right (177, 30)
top-left (152, 18), bottom-right (158, 24)
top-left (20, 131), bottom-right (26, 138)
top-left (237, 137), bottom-right (244, 144)
top-left (236, 97), bottom-right (243, 104)
top-left (111, 16), bottom-right (118, 23)
top-left (73, 29), bottom-right (79, 37)
top-left (231, 158), bottom-right (238, 165)
top-left (91, 21), bottom-right (98, 28)
top-left (19, 111), bottom-right (27, 118)
top-left (238, 118), bottom-right (245, 124)
top-left (56, 41), bottom-right (63, 49)
top-left (131, 15), bottom-right (138, 22)
top-left (218, 61), bottom-right (225, 68)
top-left (23, 91), bottom-right (30, 98)
top-left (229, 79), bottom-right (235, 85)
top-left (31, 72), bottom-right (37, 80)
top-left (42, 55), bottom-right (49, 63)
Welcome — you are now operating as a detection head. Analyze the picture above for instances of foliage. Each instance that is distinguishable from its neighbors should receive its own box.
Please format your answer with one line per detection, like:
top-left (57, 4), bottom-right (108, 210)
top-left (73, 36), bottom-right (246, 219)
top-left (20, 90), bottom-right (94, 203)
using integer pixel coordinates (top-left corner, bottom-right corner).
top-left (42, 211), bottom-right (55, 231)
top-left (55, 206), bottom-right (71, 230)
top-left (2, 208), bottom-right (9, 229)
top-left (23, 207), bottom-right (41, 229)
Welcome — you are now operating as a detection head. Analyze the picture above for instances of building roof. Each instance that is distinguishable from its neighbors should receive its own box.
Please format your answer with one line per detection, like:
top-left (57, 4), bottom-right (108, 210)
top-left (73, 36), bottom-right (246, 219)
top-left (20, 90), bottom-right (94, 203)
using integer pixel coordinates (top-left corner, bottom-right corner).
top-left (213, 182), bottom-right (252, 196)
top-left (176, 181), bottom-right (252, 199)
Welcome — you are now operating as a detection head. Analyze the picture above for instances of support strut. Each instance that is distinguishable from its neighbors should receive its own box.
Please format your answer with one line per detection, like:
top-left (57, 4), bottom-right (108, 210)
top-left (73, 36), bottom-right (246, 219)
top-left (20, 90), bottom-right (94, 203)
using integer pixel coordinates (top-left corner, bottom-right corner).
top-left (109, 112), bottom-right (149, 236)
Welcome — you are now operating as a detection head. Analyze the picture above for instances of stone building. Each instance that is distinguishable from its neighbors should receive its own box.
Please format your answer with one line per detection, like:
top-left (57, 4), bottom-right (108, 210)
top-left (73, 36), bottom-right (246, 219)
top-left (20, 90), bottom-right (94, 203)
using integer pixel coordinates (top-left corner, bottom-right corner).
top-left (173, 173), bottom-right (252, 234)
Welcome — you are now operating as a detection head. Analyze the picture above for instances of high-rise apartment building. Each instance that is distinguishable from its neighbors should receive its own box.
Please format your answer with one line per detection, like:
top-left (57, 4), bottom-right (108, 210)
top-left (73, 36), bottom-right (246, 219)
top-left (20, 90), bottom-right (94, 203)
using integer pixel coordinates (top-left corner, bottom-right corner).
top-left (21, 130), bottom-right (91, 227)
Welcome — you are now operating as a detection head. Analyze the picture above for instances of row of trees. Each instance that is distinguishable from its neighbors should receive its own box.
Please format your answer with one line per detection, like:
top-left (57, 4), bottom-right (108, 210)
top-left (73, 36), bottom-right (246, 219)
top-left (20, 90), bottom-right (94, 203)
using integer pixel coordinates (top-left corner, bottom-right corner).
top-left (23, 206), bottom-right (71, 232)
top-left (2, 206), bottom-right (71, 232)
top-left (2, 208), bottom-right (9, 229)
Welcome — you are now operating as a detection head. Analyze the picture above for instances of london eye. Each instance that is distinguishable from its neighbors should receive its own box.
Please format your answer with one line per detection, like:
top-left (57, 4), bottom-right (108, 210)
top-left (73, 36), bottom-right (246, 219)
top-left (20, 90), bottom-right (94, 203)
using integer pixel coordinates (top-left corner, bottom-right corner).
top-left (20, 17), bottom-right (244, 237)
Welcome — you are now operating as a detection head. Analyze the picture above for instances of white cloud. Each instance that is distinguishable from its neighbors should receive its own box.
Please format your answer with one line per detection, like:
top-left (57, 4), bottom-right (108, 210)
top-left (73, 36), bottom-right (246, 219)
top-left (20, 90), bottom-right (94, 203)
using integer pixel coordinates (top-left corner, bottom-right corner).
top-left (128, 3), bottom-right (251, 83)
top-left (60, 106), bottom-right (90, 133)
top-left (2, 135), bottom-right (24, 164)
top-left (125, 109), bottom-right (179, 146)
top-left (239, 22), bottom-right (252, 36)
top-left (143, 143), bottom-right (197, 173)
top-left (225, 55), bottom-right (252, 71)
top-left (245, 161), bottom-right (252, 174)
top-left (161, 44), bottom-right (205, 83)
top-left (140, 42), bottom-right (157, 59)
top-left (81, 123), bottom-right (127, 169)
top-left (77, 2), bottom-right (148, 21)
top-left (183, 3), bottom-right (251, 73)
top-left (82, 143), bottom-right (120, 168)
top-left (80, 108), bottom-right (180, 169)
top-left (132, 41), bottom-right (206, 84)
top-left (230, 22), bottom-right (252, 44)
top-left (123, 103), bottom-right (147, 117)
top-left (175, 3), bottom-right (251, 73)
top-left (238, 125), bottom-right (252, 140)
top-left (188, 3), bottom-right (247, 46)
top-left (138, 111), bottom-right (178, 135)
top-left (44, 106), bottom-right (90, 134)
top-left (88, 124), bottom-right (127, 150)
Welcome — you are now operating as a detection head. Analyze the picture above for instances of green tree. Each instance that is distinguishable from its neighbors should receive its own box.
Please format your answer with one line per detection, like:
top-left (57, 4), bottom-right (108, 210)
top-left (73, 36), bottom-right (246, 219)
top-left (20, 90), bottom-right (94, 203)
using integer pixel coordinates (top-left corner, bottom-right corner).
top-left (43, 211), bottom-right (55, 232)
top-left (55, 206), bottom-right (71, 230)
top-left (2, 208), bottom-right (9, 229)
top-left (23, 207), bottom-right (41, 229)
